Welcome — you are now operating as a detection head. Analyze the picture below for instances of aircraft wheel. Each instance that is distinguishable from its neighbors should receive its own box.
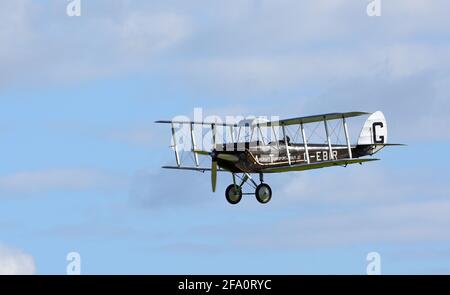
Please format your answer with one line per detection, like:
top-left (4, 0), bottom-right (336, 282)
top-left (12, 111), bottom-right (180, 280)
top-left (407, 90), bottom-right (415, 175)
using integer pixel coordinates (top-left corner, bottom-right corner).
top-left (225, 185), bottom-right (242, 205)
top-left (255, 183), bottom-right (272, 204)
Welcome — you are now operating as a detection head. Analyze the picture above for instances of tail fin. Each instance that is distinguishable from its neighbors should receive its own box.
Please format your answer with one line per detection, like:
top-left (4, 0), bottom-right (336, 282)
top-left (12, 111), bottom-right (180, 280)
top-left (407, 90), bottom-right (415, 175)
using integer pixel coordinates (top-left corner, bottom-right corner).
top-left (357, 111), bottom-right (387, 154)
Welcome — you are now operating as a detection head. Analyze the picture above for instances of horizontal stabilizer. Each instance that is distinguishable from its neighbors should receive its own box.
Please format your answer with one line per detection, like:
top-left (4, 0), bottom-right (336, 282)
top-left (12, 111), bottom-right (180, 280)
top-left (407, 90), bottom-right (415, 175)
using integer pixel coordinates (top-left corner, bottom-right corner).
top-left (358, 143), bottom-right (406, 147)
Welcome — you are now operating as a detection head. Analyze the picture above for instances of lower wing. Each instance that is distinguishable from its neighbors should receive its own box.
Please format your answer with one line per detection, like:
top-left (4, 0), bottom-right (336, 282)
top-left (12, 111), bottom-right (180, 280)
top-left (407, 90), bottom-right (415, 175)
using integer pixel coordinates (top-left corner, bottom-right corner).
top-left (261, 158), bottom-right (379, 173)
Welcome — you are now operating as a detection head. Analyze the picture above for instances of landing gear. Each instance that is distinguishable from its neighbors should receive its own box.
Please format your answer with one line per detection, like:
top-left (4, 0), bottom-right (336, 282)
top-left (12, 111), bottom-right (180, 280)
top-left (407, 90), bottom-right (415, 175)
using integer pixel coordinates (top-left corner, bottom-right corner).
top-left (255, 183), bottom-right (272, 204)
top-left (225, 185), bottom-right (242, 205)
top-left (224, 173), bottom-right (272, 205)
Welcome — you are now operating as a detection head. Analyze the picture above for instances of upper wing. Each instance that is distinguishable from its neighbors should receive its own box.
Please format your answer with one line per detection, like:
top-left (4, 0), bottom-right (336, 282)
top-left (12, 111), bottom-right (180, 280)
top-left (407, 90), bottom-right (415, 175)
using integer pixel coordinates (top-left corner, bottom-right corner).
top-left (155, 120), bottom-right (238, 127)
top-left (274, 111), bottom-right (369, 126)
top-left (261, 158), bottom-right (379, 173)
top-left (155, 112), bottom-right (369, 127)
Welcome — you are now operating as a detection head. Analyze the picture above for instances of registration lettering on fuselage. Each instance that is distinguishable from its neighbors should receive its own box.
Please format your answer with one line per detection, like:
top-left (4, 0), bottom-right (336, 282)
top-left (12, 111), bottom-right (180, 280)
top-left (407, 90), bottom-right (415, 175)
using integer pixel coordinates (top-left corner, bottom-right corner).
top-left (312, 150), bottom-right (338, 162)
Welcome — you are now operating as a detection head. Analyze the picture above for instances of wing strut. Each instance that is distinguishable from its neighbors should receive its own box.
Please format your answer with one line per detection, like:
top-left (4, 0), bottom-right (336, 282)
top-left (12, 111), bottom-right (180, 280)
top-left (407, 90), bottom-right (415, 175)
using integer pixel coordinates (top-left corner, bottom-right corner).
top-left (324, 117), bottom-right (334, 160)
top-left (190, 123), bottom-right (199, 167)
top-left (229, 126), bottom-right (235, 143)
top-left (342, 116), bottom-right (352, 159)
top-left (272, 126), bottom-right (280, 149)
top-left (171, 123), bottom-right (181, 167)
top-left (257, 124), bottom-right (266, 145)
top-left (211, 124), bottom-right (216, 147)
top-left (282, 125), bottom-right (291, 165)
top-left (301, 123), bottom-right (310, 164)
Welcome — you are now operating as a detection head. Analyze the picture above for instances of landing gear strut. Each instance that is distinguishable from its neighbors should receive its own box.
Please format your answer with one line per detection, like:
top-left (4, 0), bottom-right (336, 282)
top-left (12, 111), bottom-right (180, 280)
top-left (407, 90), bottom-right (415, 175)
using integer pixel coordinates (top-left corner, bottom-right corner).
top-left (224, 173), bottom-right (272, 205)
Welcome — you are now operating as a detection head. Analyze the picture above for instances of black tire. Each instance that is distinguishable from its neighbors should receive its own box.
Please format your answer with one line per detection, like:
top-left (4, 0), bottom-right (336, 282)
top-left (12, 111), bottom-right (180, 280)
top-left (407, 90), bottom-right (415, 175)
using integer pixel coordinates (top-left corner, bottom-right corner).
top-left (225, 185), bottom-right (242, 205)
top-left (255, 183), bottom-right (272, 204)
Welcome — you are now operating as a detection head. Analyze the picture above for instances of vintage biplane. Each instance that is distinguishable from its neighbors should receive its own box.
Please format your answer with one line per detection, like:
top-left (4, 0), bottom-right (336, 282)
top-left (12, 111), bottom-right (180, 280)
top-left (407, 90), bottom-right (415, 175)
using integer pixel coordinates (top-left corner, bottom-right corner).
top-left (156, 111), bottom-right (401, 205)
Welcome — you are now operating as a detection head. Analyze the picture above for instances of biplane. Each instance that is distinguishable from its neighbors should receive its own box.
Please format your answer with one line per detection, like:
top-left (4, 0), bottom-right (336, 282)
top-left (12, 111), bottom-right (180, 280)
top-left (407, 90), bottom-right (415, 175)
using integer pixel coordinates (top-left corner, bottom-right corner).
top-left (156, 111), bottom-right (401, 205)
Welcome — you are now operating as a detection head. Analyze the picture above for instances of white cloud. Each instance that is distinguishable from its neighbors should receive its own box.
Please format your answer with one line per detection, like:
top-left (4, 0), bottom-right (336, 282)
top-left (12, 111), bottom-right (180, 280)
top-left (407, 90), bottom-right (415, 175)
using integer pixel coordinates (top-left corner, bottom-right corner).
top-left (2, 1), bottom-right (449, 98)
top-left (1, 0), bottom-right (449, 143)
top-left (0, 244), bottom-right (36, 275)
top-left (0, 1), bottom-right (191, 88)
top-left (1, 1), bottom-right (449, 89)
top-left (112, 11), bottom-right (190, 55)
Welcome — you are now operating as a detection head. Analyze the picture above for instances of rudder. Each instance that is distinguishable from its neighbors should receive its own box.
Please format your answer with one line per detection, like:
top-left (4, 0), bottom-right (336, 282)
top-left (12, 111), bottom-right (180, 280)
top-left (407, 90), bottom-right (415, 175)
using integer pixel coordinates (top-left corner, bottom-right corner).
top-left (357, 111), bottom-right (387, 154)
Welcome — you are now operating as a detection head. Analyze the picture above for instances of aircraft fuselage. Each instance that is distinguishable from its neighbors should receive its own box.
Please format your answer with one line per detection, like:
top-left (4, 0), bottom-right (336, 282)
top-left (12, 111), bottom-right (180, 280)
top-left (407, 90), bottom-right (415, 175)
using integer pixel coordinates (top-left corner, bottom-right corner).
top-left (215, 142), bottom-right (374, 173)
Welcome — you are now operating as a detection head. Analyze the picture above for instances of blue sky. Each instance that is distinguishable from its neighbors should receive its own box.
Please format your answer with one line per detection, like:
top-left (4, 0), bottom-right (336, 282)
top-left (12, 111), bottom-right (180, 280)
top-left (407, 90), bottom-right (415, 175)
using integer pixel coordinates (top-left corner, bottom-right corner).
top-left (0, 0), bottom-right (450, 274)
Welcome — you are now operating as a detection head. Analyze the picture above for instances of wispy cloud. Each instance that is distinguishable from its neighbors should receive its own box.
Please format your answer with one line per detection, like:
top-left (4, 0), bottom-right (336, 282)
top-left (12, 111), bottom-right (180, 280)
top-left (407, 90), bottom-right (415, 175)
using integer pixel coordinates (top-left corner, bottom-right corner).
top-left (174, 165), bottom-right (450, 250)
top-left (2, 1), bottom-right (449, 139)
top-left (0, 243), bottom-right (36, 275)
top-left (129, 169), bottom-right (211, 209)
top-left (44, 222), bottom-right (136, 240)
top-left (235, 198), bottom-right (450, 249)
top-left (281, 166), bottom-right (447, 204)
top-left (0, 1), bottom-right (191, 88)
top-left (0, 169), bottom-right (128, 196)
top-left (0, 0), bottom-right (449, 274)
top-left (101, 126), bottom-right (157, 148)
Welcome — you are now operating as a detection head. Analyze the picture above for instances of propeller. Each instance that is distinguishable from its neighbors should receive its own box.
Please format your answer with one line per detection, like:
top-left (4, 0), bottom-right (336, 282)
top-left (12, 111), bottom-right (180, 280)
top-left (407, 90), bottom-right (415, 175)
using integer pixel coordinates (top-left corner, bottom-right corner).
top-left (211, 160), bottom-right (217, 192)
top-left (193, 149), bottom-right (239, 192)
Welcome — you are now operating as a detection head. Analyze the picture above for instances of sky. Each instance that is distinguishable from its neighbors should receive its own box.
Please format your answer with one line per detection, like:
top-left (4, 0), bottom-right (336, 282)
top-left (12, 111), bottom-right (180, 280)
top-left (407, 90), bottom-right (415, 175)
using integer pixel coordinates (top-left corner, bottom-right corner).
top-left (0, 0), bottom-right (450, 274)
